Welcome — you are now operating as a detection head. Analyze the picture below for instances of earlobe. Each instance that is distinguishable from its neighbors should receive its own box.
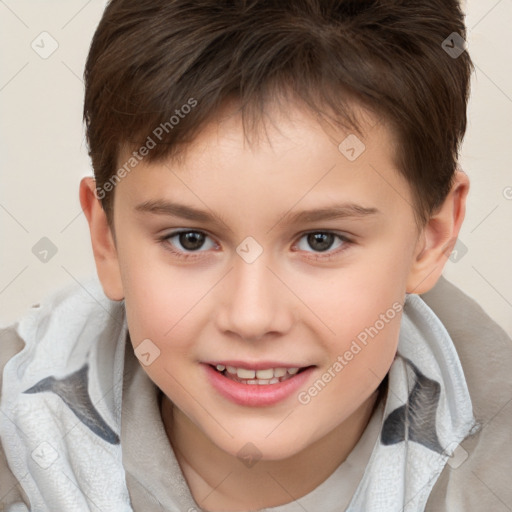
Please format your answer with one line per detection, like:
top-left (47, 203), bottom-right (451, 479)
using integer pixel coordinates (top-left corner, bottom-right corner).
top-left (406, 168), bottom-right (470, 294)
top-left (79, 177), bottom-right (124, 301)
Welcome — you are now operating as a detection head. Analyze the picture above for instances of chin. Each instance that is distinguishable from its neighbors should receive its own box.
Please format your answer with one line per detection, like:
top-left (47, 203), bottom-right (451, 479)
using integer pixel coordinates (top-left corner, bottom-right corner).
top-left (213, 429), bottom-right (311, 463)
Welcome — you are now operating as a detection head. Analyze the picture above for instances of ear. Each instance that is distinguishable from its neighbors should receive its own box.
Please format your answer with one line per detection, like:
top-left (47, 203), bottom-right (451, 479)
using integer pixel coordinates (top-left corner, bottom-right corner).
top-left (79, 177), bottom-right (124, 301)
top-left (406, 168), bottom-right (470, 294)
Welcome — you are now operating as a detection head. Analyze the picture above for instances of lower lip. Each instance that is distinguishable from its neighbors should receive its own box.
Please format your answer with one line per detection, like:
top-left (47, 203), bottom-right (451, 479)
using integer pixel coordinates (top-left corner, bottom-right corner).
top-left (203, 364), bottom-right (315, 407)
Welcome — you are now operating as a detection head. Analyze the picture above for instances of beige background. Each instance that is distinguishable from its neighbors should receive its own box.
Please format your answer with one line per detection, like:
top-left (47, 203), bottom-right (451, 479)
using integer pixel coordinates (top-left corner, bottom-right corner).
top-left (1, 0), bottom-right (511, 337)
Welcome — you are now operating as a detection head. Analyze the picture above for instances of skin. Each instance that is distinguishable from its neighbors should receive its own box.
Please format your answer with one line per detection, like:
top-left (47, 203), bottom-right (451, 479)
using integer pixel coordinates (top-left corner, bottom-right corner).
top-left (80, 99), bottom-right (469, 511)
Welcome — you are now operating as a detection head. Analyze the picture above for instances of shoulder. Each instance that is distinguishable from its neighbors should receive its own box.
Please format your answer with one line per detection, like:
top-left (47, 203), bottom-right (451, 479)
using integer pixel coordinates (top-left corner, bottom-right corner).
top-left (420, 275), bottom-right (512, 423)
top-left (421, 276), bottom-right (512, 510)
top-left (0, 277), bottom-right (113, 510)
top-left (0, 324), bottom-right (31, 508)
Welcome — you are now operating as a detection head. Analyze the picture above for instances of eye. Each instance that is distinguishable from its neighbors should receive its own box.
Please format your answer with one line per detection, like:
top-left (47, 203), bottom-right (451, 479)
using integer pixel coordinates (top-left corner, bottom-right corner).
top-left (159, 229), bottom-right (352, 261)
top-left (294, 231), bottom-right (352, 260)
top-left (160, 230), bottom-right (217, 258)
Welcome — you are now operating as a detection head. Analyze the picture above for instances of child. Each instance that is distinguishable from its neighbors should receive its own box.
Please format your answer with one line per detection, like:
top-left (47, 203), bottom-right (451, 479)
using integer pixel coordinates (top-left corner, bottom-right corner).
top-left (1, 0), bottom-right (511, 510)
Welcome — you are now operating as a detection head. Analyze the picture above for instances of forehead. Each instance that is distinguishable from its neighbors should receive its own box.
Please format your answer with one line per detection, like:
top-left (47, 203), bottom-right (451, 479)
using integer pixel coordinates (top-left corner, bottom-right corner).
top-left (167, 98), bottom-right (388, 171)
top-left (114, 100), bottom-right (413, 227)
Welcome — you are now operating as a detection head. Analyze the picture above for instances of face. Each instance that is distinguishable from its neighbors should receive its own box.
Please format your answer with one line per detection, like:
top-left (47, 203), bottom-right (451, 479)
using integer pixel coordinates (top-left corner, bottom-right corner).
top-left (110, 101), bottom-right (421, 461)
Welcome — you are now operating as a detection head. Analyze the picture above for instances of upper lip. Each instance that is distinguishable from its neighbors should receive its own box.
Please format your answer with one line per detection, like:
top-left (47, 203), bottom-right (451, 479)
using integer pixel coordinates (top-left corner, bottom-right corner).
top-left (205, 360), bottom-right (311, 370)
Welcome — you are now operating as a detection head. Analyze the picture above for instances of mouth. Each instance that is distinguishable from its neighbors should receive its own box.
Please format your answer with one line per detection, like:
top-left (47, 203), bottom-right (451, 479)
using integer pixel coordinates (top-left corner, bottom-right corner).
top-left (203, 361), bottom-right (315, 407)
top-left (210, 364), bottom-right (308, 385)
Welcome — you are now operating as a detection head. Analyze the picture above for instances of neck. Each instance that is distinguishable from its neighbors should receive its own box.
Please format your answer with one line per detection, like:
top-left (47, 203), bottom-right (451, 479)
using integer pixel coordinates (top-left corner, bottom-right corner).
top-left (160, 385), bottom-right (384, 512)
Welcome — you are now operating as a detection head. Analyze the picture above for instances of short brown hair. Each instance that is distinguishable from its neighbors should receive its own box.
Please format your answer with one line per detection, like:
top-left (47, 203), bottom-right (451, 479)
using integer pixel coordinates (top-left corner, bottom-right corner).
top-left (83, 0), bottom-right (473, 228)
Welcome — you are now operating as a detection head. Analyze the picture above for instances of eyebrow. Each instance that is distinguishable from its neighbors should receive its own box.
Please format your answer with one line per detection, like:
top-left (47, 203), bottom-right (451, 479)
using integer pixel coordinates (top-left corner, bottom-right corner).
top-left (134, 199), bottom-right (380, 225)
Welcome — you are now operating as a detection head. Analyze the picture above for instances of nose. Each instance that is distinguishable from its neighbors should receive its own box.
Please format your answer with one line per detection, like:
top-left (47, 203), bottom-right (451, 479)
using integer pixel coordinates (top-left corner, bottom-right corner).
top-left (215, 254), bottom-right (295, 342)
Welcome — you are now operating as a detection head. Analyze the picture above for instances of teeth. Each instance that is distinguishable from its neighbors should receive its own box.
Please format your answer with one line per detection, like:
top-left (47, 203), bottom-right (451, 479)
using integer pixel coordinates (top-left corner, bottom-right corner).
top-left (237, 368), bottom-right (256, 379)
top-left (247, 379), bottom-right (270, 385)
top-left (215, 364), bottom-right (304, 383)
top-left (255, 369), bottom-right (274, 379)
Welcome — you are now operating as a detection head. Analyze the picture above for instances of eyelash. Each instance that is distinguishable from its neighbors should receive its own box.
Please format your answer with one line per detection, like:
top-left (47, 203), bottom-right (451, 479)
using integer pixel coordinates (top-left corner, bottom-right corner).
top-left (158, 229), bottom-right (353, 262)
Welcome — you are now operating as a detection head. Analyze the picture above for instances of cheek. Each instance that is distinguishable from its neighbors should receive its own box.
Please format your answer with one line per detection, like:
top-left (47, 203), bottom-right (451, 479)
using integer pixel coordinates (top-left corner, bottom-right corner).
top-left (300, 291), bottom-right (402, 429)
top-left (309, 251), bottom-right (408, 340)
top-left (118, 237), bottom-right (205, 341)
top-left (123, 278), bottom-right (201, 353)
top-left (122, 273), bottom-right (202, 406)
top-left (345, 307), bottom-right (402, 380)
top-left (340, 276), bottom-right (404, 375)
top-left (306, 247), bottom-right (407, 398)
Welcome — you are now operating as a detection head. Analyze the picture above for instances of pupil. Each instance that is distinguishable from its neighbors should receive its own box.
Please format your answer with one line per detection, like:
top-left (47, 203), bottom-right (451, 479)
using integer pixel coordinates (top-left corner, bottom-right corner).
top-left (308, 233), bottom-right (333, 252)
top-left (180, 232), bottom-right (205, 250)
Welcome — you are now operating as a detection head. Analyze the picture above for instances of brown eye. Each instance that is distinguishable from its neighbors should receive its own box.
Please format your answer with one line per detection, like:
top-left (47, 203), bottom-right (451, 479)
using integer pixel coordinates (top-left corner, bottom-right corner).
top-left (294, 231), bottom-right (352, 261)
top-left (162, 230), bottom-right (216, 254)
top-left (306, 232), bottom-right (336, 252)
top-left (178, 231), bottom-right (206, 250)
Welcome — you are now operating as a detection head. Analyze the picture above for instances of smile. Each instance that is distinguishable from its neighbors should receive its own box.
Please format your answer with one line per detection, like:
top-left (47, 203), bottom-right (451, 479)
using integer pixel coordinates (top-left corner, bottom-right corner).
top-left (203, 362), bottom-right (315, 407)
top-left (213, 364), bottom-right (300, 385)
